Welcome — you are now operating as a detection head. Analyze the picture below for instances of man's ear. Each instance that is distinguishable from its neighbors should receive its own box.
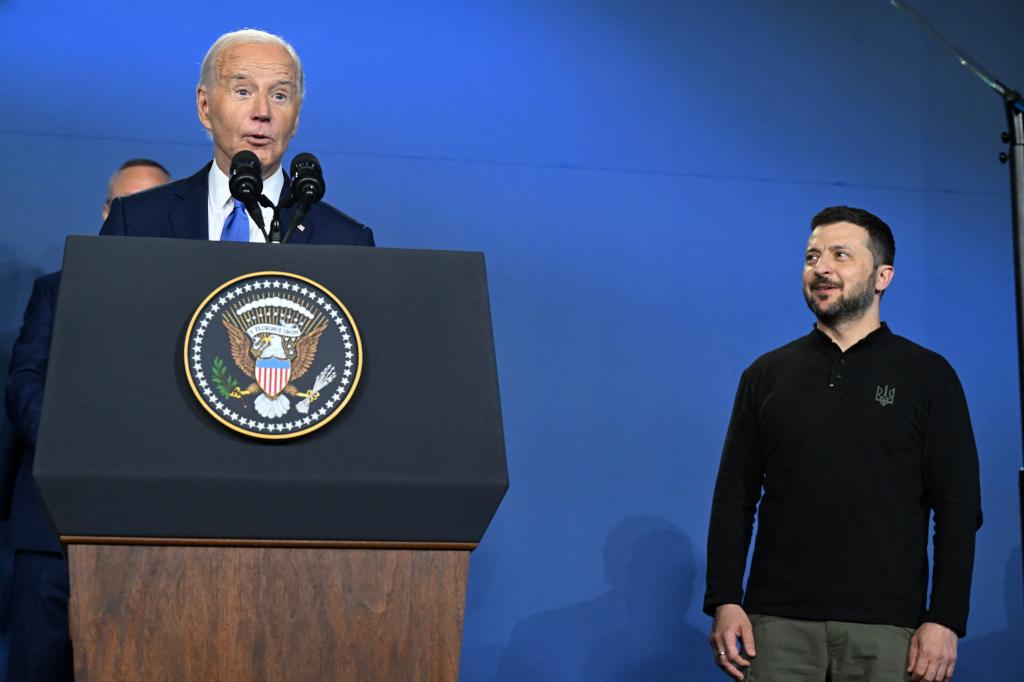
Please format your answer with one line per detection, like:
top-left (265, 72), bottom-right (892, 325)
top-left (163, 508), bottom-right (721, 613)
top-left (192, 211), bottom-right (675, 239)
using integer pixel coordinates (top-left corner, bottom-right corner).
top-left (197, 86), bottom-right (211, 130)
top-left (875, 264), bottom-right (895, 294)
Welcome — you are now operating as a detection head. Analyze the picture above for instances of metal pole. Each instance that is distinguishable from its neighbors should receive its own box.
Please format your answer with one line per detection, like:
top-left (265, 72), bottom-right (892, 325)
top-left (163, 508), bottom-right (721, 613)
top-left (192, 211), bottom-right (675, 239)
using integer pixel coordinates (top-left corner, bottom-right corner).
top-left (891, 0), bottom-right (1024, 600)
top-left (1005, 97), bottom-right (1024, 586)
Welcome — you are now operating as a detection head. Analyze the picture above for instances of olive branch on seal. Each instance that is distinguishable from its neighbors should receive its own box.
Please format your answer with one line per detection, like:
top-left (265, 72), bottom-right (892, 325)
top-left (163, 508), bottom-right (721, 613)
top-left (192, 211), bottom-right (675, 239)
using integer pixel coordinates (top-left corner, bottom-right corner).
top-left (210, 356), bottom-right (240, 399)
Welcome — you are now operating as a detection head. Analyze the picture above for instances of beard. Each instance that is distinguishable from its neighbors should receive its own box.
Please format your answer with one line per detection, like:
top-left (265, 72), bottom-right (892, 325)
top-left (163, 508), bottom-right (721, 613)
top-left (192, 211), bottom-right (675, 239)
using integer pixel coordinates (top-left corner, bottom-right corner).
top-left (804, 274), bottom-right (876, 326)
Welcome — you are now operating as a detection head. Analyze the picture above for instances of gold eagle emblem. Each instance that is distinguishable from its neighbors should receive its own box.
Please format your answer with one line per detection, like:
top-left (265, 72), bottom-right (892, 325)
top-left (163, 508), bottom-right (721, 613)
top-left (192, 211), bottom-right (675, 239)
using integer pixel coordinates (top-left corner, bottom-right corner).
top-left (220, 297), bottom-right (334, 419)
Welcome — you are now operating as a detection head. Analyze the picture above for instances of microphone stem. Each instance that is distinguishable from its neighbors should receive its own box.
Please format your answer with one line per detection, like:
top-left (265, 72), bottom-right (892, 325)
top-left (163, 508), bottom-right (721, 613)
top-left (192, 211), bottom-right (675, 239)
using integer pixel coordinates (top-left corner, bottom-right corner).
top-left (257, 194), bottom-right (283, 244)
top-left (282, 207), bottom-right (309, 244)
top-left (270, 214), bottom-right (282, 243)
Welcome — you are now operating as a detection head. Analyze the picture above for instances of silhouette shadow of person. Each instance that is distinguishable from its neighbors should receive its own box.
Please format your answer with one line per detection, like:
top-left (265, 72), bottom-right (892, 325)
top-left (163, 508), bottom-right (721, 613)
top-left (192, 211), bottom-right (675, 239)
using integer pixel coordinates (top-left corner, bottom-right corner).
top-left (956, 546), bottom-right (1023, 681)
top-left (496, 515), bottom-right (719, 681)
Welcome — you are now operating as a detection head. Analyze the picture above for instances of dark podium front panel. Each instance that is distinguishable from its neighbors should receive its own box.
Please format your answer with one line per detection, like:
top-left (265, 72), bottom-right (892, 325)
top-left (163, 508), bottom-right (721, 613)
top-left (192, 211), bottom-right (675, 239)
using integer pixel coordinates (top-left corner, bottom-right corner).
top-left (34, 236), bottom-right (508, 543)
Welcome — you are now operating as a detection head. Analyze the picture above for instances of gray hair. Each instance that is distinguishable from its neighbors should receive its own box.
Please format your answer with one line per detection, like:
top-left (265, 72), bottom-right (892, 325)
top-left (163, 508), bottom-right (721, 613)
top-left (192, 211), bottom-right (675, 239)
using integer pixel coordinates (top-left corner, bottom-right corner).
top-left (198, 29), bottom-right (305, 101)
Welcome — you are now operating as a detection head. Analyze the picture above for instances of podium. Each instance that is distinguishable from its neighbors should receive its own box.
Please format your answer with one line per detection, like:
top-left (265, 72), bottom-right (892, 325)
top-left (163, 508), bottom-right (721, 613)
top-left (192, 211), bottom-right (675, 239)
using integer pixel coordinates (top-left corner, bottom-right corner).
top-left (33, 236), bottom-right (508, 681)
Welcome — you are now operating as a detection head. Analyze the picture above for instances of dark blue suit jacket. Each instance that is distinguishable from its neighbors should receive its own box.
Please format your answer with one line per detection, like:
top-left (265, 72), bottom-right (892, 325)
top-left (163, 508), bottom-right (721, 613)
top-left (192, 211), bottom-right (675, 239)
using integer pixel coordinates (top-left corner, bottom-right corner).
top-left (4, 271), bottom-right (62, 552)
top-left (100, 162), bottom-right (376, 246)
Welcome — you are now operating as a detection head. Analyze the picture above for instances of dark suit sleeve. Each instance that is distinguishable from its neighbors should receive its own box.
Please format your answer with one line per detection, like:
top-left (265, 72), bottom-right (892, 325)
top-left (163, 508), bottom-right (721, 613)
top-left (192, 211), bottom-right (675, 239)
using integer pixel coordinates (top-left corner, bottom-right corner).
top-left (355, 226), bottom-right (375, 246)
top-left (5, 274), bottom-right (59, 450)
top-left (0, 416), bottom-right (19, 520)
top-left (300, 201), bottom-right (376, 246)
top-left (99, 196), bottom-right (128, 236)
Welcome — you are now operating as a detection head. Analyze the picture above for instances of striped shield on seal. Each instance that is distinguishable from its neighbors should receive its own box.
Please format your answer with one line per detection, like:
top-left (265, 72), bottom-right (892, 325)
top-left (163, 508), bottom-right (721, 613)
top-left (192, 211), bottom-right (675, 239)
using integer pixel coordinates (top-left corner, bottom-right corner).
top-left (255, 357), bottom-right (291, 398)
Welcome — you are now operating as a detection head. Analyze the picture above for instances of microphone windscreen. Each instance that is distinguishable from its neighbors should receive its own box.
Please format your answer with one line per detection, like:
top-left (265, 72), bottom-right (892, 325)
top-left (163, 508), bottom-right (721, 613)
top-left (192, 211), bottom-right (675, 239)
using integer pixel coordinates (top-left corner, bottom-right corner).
top-left (290, 153), bottom-right (325, 205)
top-left (229, 151), bottom-right (263, 202)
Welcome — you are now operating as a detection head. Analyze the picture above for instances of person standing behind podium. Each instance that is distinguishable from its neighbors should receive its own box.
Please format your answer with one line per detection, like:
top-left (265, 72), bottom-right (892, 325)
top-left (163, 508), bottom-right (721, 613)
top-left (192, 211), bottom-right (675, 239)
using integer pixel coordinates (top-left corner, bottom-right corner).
top-left (101, 28), bottom-right (375, 246)
top-left (5, 160), bottom-right (170, 682)
top-left (101, 159), bottom-right (171, 221)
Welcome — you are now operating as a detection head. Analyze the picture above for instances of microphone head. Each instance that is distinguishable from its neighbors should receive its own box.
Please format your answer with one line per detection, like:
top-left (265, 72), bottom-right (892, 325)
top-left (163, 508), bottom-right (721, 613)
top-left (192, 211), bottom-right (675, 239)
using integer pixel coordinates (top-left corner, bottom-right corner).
top-left (290, 152), bottom-right (325, 207)
top-left (229, 150), bottom-right (263, 202)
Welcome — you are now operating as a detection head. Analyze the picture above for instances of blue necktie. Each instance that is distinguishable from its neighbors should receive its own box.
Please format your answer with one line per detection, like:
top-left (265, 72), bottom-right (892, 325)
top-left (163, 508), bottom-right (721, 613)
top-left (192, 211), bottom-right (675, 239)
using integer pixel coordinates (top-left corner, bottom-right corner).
top-left (221, 199), bottom-right (250, 242)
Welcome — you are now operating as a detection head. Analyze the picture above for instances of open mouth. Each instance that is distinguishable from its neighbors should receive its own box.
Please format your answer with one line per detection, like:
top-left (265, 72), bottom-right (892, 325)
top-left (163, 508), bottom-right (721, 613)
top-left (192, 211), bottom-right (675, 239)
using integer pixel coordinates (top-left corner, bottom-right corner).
top-left (245, 135), bottom-right (273, 147)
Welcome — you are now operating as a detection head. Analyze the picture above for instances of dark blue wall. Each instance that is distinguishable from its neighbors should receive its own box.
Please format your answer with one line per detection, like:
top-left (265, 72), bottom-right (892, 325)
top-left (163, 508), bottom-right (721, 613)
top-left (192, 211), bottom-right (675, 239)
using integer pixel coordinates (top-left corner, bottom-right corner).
top-left (1, 1), bottom-right (1022, 679)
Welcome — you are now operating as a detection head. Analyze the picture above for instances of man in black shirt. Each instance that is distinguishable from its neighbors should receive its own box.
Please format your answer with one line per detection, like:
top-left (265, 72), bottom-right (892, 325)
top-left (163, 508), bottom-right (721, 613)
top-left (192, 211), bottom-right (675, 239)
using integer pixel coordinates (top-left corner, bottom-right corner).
top-left (705, 206), bottom-right (981, 682)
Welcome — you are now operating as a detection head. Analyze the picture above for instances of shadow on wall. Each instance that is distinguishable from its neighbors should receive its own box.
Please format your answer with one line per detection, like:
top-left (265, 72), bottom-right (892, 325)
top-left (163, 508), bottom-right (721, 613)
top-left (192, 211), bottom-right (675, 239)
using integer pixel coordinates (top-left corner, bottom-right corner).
top-left (957, 546), bottom-right (1023, 682)
top-left (495, 515), bottom-right (718, 681)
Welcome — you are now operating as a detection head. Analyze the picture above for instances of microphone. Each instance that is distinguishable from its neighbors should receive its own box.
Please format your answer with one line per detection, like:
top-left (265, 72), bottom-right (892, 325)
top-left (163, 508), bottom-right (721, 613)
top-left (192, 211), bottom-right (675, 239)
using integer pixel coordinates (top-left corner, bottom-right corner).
top-left (281, 153), bottom-right (369, 243)
top-left (228, 151), bottom-right (267, 234)
top-left (282, 153), bottom-right (325, 242)
top-left (290, 152), bottom-right (326, 209)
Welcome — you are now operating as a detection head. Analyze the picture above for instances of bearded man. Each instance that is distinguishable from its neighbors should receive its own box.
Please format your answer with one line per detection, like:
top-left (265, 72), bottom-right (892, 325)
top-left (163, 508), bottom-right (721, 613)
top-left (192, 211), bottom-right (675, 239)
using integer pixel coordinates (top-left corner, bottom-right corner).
top-left (704, 206), bottom-right (982, 682)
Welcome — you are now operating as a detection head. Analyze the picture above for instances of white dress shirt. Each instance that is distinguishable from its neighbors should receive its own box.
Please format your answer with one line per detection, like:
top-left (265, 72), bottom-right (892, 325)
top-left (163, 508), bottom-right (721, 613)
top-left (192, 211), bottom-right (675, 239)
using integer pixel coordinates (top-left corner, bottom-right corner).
top-left (207, 162), bottom-right (286, 242)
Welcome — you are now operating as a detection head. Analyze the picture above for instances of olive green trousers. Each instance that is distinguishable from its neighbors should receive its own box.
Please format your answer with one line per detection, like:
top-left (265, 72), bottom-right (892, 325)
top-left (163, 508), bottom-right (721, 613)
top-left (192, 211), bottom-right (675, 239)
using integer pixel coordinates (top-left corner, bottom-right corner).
top-left (744, 614), bottom-right (915, 681)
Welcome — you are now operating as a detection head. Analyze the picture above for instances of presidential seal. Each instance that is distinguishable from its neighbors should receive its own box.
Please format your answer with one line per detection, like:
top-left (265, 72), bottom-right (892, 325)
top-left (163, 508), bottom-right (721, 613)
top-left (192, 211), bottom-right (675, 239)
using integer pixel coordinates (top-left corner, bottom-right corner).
top-left (184, 272), bottom-right (362, 439)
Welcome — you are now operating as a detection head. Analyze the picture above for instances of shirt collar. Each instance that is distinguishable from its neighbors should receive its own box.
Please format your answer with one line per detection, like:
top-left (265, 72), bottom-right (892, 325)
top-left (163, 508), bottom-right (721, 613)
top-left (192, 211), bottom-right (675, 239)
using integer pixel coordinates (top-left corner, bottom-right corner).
top-left (208, 162), bottom-right (287, 209)
top-left (809, 322), bottom-right (891, 355)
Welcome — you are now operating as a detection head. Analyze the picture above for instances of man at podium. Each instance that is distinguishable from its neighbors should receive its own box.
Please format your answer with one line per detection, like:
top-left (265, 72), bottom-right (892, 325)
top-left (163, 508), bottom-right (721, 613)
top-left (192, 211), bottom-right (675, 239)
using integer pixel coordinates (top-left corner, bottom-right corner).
top-left (101, 28), bottom-right (375, 247)
top-left (8, 28), bottom-right (377, 682)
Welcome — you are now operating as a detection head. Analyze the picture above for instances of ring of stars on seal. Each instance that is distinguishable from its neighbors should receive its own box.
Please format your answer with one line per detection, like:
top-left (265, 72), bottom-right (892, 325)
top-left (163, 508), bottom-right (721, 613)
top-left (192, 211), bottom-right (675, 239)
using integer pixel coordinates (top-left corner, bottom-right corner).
top-left (184, 271), bottom-right (363, 440)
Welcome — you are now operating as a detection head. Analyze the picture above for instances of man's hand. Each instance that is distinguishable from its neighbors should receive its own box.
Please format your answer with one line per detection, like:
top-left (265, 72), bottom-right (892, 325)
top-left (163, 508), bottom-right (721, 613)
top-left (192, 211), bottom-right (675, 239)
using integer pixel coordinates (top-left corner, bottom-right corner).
top-left (907, 622), bottom-right (957, 681)
top-left (710, 603), bottom-right (756, 680)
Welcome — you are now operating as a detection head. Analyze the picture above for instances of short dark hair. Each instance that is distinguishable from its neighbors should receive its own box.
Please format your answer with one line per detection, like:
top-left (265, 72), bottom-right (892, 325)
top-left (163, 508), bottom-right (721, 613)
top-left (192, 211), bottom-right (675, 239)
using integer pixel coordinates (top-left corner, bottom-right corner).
top-left (117, 158), bottom-right (170, 176)
top-left (810, 206), bottom-right (895, 268)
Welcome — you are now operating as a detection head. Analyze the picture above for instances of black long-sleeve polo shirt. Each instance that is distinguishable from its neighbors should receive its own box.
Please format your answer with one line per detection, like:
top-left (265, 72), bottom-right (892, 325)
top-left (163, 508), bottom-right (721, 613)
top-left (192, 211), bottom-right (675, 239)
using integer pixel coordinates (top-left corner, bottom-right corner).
top-left (704, 324), bottom-right (982, 636)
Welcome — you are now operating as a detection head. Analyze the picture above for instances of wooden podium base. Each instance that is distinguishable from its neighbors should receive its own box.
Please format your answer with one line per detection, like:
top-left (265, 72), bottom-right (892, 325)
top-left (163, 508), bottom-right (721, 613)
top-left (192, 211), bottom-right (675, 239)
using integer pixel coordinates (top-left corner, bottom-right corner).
top-left (67, 544), bottom-right (470, 682)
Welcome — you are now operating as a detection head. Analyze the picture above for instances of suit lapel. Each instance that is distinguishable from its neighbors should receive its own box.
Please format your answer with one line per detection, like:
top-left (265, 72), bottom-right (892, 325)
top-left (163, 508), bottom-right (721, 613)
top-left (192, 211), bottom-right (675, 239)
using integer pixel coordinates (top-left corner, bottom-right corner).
top-left (169, 163), bottom-right (213, 240)
top-left (276, 174), bottom-right (314, 244)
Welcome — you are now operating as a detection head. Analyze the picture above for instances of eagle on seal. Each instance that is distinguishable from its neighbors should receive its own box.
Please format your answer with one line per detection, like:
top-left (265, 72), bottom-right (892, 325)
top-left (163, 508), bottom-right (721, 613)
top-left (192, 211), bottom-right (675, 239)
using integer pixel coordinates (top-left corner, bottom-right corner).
top-left (223, 318), bottom-right (328, 419)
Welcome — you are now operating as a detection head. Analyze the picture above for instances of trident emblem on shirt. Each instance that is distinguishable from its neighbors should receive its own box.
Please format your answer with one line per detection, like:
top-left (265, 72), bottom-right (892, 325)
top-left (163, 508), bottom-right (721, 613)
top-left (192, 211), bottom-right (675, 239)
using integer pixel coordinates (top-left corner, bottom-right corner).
top-left (875, 385), bottom-right (895, 407)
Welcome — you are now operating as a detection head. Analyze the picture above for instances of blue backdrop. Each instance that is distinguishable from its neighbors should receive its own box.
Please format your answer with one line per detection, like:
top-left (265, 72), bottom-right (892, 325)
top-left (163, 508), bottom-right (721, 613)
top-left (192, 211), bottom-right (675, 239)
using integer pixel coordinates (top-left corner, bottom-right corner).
top-left (1, 1), bottom-right (1022, 679)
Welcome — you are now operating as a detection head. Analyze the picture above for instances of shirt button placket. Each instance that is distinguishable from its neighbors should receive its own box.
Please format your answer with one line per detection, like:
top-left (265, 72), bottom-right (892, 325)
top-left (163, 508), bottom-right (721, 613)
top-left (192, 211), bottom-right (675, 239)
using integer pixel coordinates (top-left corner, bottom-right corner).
top-left (829, 357), bottom-right (846, 389)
